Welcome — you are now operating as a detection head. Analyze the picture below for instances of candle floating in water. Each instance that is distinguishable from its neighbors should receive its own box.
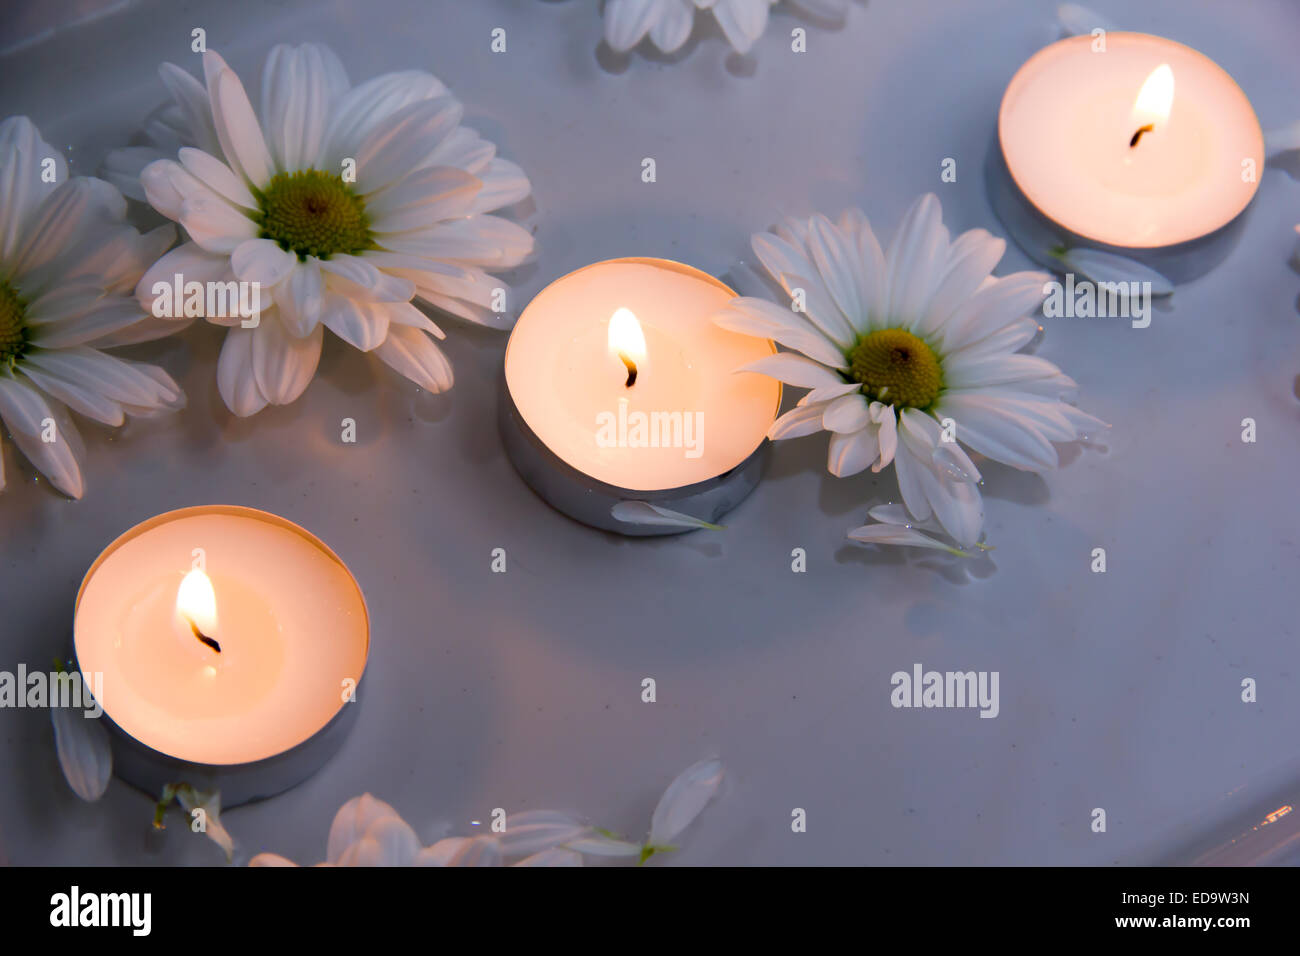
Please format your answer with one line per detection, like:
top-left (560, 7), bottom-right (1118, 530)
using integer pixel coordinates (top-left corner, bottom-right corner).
top-left (987, 32), bottom-right (1264, 282)
top-left (500, 258), bottom-right (780, 535)
top-left (74, 506), bottom-right (369, 805)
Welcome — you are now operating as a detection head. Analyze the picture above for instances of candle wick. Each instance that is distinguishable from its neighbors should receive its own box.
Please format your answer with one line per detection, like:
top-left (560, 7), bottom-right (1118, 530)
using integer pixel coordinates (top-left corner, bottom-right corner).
top-left (1129, 123), bottom-right (1154, 148)
top-left (189, 620), bottom-right (221, 654)
top-left (619, 351), bottom-right (638, 388)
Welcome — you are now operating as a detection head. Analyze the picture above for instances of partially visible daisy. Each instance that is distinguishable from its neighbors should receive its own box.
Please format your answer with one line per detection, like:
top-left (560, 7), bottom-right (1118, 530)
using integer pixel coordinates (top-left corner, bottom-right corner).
top-left (109, 43), bottom-right (533, 416)
top-left (715, 194), bottom-right (1106, 548)
top-left (0, 116), bottom-right (183, 499)
top-left (604, 0), bottom-right (778, 55)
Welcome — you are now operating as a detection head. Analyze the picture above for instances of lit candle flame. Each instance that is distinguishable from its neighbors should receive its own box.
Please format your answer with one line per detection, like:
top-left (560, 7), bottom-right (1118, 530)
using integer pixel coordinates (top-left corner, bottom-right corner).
top-left (607, 307), bottom-right (646, 388)
top-left (177, 568), bottom-right (220, 652)
top-left (1129, 64), bottom-right (1174, 146)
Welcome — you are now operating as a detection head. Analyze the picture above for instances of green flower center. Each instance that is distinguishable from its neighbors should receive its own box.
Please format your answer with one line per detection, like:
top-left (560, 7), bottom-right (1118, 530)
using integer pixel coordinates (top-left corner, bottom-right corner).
top-left (256, 169), bottom-right (374, 260)
top-left (0, 280), bottom-right (28, 368)
top-left (846, 328), bottom-right (943, 410)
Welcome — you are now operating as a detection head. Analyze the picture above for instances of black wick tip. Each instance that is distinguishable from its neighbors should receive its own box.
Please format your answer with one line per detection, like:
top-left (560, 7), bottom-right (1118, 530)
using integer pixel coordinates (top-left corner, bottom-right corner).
top-left (619, 352), bottom-right (638, 388)
top-left (190, 620), bottom-right (221, 654)
top-left (1129, 123), bottom-right (1154, 148)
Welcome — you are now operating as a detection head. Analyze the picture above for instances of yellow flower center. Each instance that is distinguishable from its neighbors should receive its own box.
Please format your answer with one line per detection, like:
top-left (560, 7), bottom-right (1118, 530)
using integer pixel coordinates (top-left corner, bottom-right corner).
top-left (0, 280), bottom-right (28, 368)
top-left (846, 328), bottom-right (943, 410)
top-left (256, 169), bottom-right (374, 260)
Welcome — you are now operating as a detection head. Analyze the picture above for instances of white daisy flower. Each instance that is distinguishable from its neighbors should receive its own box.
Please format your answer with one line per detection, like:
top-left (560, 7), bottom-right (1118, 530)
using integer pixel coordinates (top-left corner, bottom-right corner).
top-left (0, 116), bottom-right (183, 499)
top-left (112, 43), bottom-right (534, 417)
top-left (715, 194), bottom-right (1106, 548)
top-left (604, 0), bottom-right (778, 55)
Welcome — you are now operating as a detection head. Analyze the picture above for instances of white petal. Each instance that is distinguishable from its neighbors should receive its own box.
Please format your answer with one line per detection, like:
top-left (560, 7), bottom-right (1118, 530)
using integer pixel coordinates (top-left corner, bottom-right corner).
top-left (252, 316), bottom-right (323, 406)
top-left (336, 816), bottom-right (421, 867)
top-left (497, 811), bottom-right (591, 857)
top-left (13, 178), bottom-right (125, 278)
top-left (806, 214), bottom-right (866, 332)
top-left (178, 147), bottom-right (257, 209)
top-left (768, 402), bottom-right (830, 440)
top-left (940, 271), bottom-right (1049, 352)
top-left (321, 294), bottom-right (390, 352)
top-left (0, 378), bottom-right (84, 498)
top-left (605, 0), bottom-right (662, 52)
top-left (885, 193), bottom-right (948, 326)
top-left (260, 44), bottom-right (349, 172)
top-left (372, 324), bottom-right (453, 391)
top-left (447, 836), bottom-right (503, 867)
top-left (51, 706), bottom-right (111, 801)
top-left (936, 393), bottom-right (1060, 471)
top-left (231, 238), bottom-right (296, 287)
top-left (322, 70), bottom-right (449, 169)
top-left (847, 522), bottom-right (973, 556)
top-left (466, 157), bottom-right (532, 214)
top-left (800, 381), bottom-right (863, 405)
top-left (751, 230), bottom-right (855, 347)
top-left (872, 403), bottom-right (898, 470)
top-left (249, 853), bottom-right (300, 867)
top-left (712, 297), bottom-right (847, 370)
top-left (918, 228), bottom-right (1006, 338)
top-left (18, 366), bottom-right (123, 426)
top-left (135, 239), bottom-right (231, 304)
top-left (157, 60), bottom-right (222, 156)
top-left (318, 255), bottom-right (415, 303)
top-left (712, 0), bottom-right (770, 53)
top-left (354, 97), bottom-right (464, 194)
top-left (179, 195), bottom-right (258, 253)
top-left (327, 794), bottom-right (404, 864)
top-left (29, 299), bottom-right (153, 349)
top-left (23, 347), bottom-right (180, 408)
top-left (610, 501), bottom-right (723, 531)
top-left (365, 165), bottom-right (481, 224)
top-left (0, 116), bottom-right (67, 262)
top-left (273, 260), bottom-right (325, 337)
top-left (216, 326), bottom-right (269, 417)
top-left (563, 835), bottom-right (642, 858)
top-left (943, 352), bottom-right (1064, 390)
top-left (208, 62), bottom-right (275, 188)
top-left (648, 758), bottom-right (725, 847)
top-left (379, 215), bottom-right (534, 268)
top-left (415, 838), bottom-right (468, 867)
top-left (827, 427), bottom-right (881, 477)
top-left (735, 351), bottom-right (843, 389)
top-left (1060, 247), bottom-right (1174, 296)
top-left (649, 0), bottom-right (695, 52)
top-left (821, 392), bottom-right (870, 433)
top-left (513, 848), bottom-right (584, 867)
top-left (1057, 3), bottom-right (1118, 35)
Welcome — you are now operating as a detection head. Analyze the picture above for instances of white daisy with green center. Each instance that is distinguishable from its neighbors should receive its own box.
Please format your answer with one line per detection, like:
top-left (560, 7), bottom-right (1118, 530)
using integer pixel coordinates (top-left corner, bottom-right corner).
top-left (111, 44), bottom-right (533, 417)
top-left (0, 117), bottom-right (184, 499)
top-left (715, 194), bottom-right (1106, 549)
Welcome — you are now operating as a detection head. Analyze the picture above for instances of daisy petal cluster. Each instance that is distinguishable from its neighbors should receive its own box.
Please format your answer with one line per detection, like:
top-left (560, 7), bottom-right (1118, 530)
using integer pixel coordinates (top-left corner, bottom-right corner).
top-left (0, 116), bottom-right (183, 499)
top-left (604, 0), bottom-right (778, 55)
top-left (108, 43), bottom-right (533, 417)
top-left (716, 194), bottom-right (1106, 550)
top-left (249, 758), bottom-right (724, 867)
